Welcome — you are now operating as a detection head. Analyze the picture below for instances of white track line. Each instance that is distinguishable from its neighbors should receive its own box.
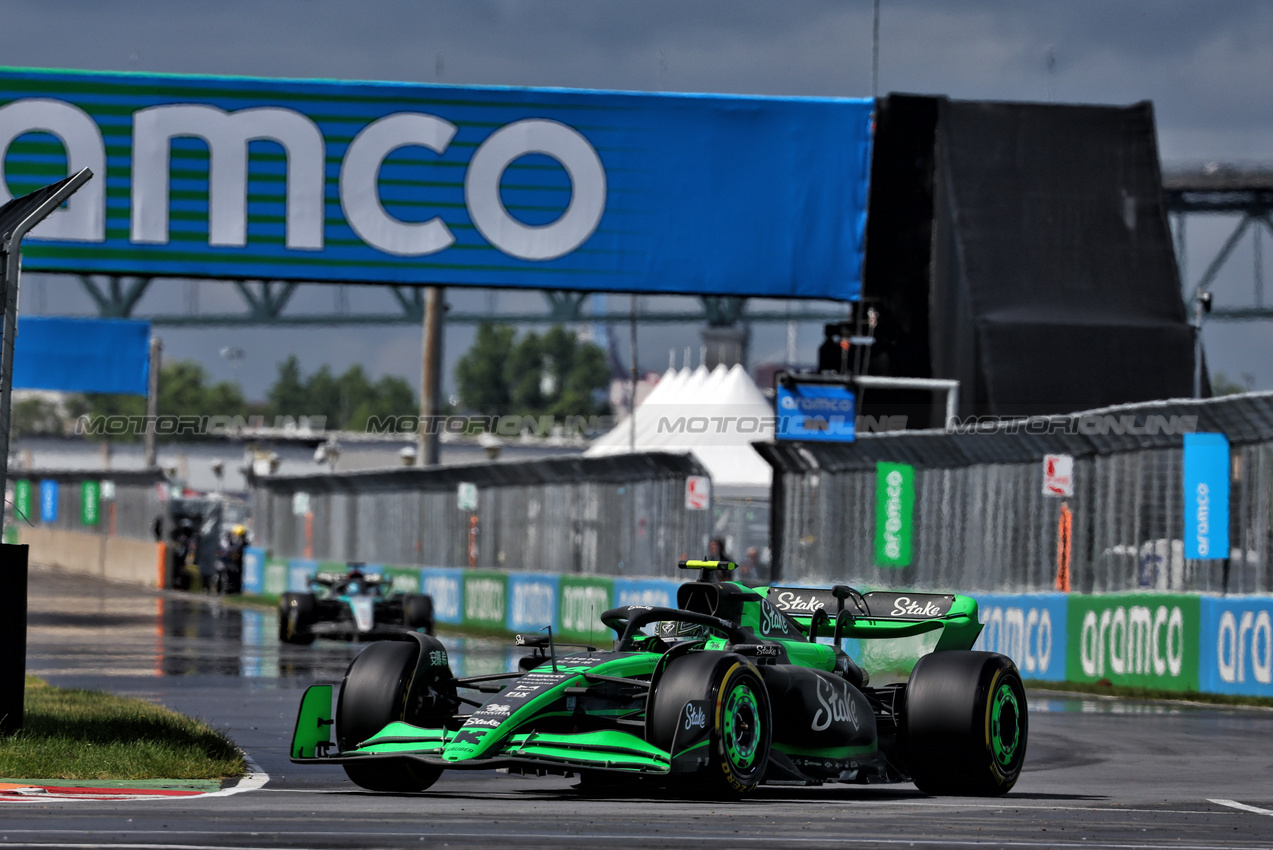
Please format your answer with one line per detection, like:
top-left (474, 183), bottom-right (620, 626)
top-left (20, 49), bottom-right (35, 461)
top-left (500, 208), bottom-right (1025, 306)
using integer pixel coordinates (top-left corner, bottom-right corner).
top-left (1209, 798), bottom-right (1273, 816)
top-left (201, 754), bottom-right (269, 798)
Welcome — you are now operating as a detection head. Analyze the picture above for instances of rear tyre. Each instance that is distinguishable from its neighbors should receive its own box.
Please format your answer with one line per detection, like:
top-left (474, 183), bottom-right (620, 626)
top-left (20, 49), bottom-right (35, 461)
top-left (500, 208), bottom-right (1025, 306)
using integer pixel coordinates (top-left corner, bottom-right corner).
top-left (647, 651), bottom-right (770, 798)
top-left (404, 594), bottom-right (435, 634)
top-left (278, 592), bottom-right (317, 645)
top-left (903, 651), bottom-right (1027, 796)
top-left (337, 641), bottom-right (443, 793)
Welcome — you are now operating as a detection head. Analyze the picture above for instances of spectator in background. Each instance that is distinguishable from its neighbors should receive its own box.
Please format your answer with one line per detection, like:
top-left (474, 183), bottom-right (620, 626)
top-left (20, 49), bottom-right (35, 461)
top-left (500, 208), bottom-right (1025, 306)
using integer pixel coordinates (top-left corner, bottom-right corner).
top-left (708, 537), bottom-right (730, 565)
top-left (738, 546), bottom-right (761, 582)
top-left (706, 537), bottom-right (735, 582)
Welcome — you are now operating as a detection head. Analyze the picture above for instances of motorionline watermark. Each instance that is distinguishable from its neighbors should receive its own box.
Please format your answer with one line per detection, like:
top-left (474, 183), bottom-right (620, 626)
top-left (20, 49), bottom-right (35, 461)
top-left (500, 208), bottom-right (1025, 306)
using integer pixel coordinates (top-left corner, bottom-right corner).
top-left (75, 414), bottom-right (329, 437)
top-left (654, 414), bottom-right (908, 435)
top-left (366, 414), bottom-right (616, 437)
top-left (946, 413), bottom-right (1200, 436)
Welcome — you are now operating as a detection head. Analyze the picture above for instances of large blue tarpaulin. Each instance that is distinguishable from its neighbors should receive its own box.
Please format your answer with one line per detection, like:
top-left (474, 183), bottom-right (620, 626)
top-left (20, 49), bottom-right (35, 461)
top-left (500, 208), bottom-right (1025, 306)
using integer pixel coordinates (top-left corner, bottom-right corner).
top-left (13, 316), bottom-right (149, 395)
top-left (0, 67), bottom-right (873, 300)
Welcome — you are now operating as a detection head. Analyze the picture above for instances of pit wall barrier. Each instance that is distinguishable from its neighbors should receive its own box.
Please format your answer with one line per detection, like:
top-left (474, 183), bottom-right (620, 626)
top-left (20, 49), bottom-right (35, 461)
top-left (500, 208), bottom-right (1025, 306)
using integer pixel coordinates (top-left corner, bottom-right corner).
top-left (241, 556), bottom-right (1273, 698)
top-left (17, 526), bottom-right (161, 587)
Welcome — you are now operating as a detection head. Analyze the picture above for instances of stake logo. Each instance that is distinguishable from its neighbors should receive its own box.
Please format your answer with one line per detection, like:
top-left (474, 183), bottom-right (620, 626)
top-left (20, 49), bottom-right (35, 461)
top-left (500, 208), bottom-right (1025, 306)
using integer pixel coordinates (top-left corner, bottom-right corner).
top-left (811, 677), bottom-right (858, 733)
top-left (683, 703), bottom-right (707, 731)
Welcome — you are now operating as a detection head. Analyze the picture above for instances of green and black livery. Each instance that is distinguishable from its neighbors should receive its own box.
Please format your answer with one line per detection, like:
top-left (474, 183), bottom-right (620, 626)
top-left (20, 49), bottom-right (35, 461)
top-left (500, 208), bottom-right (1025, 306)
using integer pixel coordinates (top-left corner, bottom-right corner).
top-left (290, 560), bottom-right (1027, 797)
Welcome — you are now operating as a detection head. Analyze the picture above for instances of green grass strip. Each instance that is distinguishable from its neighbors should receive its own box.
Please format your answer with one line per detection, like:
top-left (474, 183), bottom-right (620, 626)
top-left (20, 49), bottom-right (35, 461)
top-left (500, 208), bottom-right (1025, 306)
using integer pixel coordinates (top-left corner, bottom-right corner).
top-left (0, 676), bottom-right (246, 781)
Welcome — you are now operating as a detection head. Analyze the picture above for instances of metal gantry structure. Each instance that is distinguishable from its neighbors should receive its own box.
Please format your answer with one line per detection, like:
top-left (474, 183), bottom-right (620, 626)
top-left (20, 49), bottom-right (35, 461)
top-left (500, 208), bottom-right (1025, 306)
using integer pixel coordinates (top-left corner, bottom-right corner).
top-left (1164, 164), bottom-right (1273, 320)
top-left (36, 165), bottom-right (1273, 330)
top-left (56, 275), bottom-right (847, 328)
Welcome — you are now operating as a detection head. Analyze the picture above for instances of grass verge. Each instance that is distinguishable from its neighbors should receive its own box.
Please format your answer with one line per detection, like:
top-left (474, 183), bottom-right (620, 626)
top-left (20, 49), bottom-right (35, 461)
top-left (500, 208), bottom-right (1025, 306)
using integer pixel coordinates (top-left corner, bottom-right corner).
top-left (1026, 678), bottom-right (1273, 709)
top-left (0, 676), bottom-right (246, 781)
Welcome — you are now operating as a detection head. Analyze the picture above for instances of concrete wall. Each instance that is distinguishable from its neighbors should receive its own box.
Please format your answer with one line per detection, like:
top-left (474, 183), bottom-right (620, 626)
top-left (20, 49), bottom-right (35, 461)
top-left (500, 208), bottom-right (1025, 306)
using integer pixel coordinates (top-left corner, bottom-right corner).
top-left (21, 526), bottom-right (160, 588)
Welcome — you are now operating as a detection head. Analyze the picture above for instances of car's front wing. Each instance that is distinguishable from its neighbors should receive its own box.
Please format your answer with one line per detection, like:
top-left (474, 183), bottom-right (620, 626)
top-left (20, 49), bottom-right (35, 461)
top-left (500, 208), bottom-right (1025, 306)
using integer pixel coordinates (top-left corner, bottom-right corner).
top-left (290, 685), bottom-right (676, 775)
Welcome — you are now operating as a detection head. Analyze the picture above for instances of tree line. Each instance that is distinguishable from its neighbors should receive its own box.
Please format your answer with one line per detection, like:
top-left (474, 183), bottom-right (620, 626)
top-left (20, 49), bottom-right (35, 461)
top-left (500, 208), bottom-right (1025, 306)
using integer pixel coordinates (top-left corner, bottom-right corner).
top-left (12, 324), bottom-right (610, 440)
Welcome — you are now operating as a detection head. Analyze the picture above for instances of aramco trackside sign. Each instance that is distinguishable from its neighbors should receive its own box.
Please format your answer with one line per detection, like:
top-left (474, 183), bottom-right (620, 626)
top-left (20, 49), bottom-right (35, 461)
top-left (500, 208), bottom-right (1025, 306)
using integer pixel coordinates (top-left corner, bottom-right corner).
top-left (0, 67), bottom-right (873, 298)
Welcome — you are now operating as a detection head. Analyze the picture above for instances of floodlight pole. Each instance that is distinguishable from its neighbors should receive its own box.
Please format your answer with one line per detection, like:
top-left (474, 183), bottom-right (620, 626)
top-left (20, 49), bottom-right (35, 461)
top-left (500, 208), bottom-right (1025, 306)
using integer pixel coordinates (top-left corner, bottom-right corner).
top-left (0, 168), bottom-right (93, 735)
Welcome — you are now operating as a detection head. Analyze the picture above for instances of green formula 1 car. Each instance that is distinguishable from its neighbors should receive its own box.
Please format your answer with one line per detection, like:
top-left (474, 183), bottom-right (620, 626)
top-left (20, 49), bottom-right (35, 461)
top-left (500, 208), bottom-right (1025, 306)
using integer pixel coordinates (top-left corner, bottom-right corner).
top-left (290, 561), bottom-right (1027, 798)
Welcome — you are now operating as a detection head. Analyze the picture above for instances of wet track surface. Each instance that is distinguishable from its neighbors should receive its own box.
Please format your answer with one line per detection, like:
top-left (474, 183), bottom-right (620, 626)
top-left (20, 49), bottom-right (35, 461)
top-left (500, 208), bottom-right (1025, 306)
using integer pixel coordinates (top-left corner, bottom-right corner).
top-left (9, 565), bottom-right (1273, 849)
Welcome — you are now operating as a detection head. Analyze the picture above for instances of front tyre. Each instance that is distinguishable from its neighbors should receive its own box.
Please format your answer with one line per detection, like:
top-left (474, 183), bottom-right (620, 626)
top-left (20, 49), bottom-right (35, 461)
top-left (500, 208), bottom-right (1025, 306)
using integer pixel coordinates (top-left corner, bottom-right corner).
top-left (903, 651), bottom-right (1027, 796)
top-left (336, 641), bottom-right (442, 793)
top-left (278, 593), bottom-right (317, 645)
top-left (404, 594), bottom-right (434, 634)
top-left (648, 651), bottom-right (771, 798)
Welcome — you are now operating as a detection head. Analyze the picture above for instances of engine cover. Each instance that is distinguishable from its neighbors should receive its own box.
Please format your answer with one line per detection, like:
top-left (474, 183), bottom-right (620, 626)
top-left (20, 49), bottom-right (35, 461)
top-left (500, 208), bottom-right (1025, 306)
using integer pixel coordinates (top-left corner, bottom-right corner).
top-left (759, 665), bottom-right (876, 751)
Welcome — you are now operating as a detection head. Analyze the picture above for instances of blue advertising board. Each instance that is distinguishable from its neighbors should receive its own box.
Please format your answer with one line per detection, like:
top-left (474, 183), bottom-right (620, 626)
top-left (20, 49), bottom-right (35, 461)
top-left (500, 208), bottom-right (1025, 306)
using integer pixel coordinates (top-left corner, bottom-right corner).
top-left (241, 546), bottom-right (266, 594)
top-left (1199, 596), bottom-right (1273, 697)
top-left (13, 317), bottom-right (149, 395)
top-left (972, 593), bottom-right (1068, 681)
top-left (612, 578), bottom-right (679, 610)
top-left (420, 567), bottom-right (466, 625)
top-left (39, 479), bottom-right (58, 522)
top-left (0, 67), bottom-right (873, 301)
top-left (776, 382), bottom-right (856, 442)
top-left (506, 572), bottom-right (560, 633)
top-left (1183, 433), bottom-right (1229, 560)
top-left (287, 559), bottom-right (317, 592)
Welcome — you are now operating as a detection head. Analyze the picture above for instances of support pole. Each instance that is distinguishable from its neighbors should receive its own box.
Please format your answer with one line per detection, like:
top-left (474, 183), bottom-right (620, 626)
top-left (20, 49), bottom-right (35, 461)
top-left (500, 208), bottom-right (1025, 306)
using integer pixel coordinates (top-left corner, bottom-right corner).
top-left (144, 336), bottom-right (162, 467)
top-left (418, 286), bottom-right (445, 467)
top-left (0, 169), bottom-right (92, 736)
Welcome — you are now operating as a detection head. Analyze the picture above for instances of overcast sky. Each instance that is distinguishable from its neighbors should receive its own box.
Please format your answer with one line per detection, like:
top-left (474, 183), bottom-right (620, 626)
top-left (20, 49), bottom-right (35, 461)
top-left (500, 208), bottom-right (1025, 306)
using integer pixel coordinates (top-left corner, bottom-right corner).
top-left (4, 0), bottom-right (1272, 397)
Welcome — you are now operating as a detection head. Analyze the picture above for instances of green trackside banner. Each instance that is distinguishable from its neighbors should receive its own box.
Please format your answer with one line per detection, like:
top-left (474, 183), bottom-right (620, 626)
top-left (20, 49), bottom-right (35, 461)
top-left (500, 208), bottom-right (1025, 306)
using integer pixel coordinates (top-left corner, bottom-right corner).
top-left (557, 576), bottom-right (613, 643)
top-left (463, 570), bottom-right (508, 631)
top-left (1066, 594), bottom-right (1201, 691)
top-left (264, 558), bottom-right (289, 596)
top-left (874, 462), bottom-right (915, 567)
top-left (0, 66), bottom-right (873, 300)
top-left (383, 565), bottom-right (422, 596)
top-left (14, 480), bottom-right (32, 523)
top-left (80, 480), bottom-right (100, 526)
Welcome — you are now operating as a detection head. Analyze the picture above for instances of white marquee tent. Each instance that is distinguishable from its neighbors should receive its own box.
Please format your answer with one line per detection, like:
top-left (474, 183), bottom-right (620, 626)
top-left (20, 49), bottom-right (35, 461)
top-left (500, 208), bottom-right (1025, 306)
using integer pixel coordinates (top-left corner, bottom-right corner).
top-left (586, 363), bottom-right (774, 497)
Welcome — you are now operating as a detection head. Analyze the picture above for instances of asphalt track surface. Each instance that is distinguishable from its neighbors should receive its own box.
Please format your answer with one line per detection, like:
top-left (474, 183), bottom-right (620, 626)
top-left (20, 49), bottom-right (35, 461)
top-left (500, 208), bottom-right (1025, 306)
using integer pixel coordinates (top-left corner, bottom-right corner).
top-left (8, 565), bottom-right (1273, 849)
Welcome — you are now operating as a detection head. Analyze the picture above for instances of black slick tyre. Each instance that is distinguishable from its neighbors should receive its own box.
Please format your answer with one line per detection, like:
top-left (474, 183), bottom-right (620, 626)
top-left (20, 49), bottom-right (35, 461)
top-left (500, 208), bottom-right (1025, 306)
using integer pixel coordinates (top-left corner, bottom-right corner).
top-left (903, 650), bottom-right (1027, 796)
top-left (279, 592), bottom-right (317, 645)
top-left (648, 651), bottom-right (771, 798)
top-left (336, 640), bottom-right (443, 792)
top-left (404, 594), bottom-right (434, 634)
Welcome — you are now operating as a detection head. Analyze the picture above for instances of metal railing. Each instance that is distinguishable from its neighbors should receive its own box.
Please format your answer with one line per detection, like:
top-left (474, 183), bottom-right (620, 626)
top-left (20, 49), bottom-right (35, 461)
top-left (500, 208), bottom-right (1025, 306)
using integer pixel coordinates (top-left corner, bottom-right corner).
top-left (759, 393), bottom-right (1273, 594)
top-left (252, 452), bottom-right (715, 577)
top-left (7, 469), bottom-right (166, 541)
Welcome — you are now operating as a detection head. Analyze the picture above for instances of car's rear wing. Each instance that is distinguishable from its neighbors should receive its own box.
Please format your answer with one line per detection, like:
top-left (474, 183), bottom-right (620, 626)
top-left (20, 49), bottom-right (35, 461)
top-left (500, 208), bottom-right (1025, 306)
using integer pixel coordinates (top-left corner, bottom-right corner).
top-left (763, 585), bottom-right (982, 651)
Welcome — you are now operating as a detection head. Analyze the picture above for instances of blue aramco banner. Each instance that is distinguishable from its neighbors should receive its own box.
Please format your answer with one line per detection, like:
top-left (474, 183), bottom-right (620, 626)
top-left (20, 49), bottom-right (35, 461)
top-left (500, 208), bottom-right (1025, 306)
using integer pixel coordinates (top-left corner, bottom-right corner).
top-left (1183, 432), bottom-right (1230, 560)
top-left (0, 67), bottom-right (873, 300)
top-left (973, 593), bottom-right (1068, 681)
top-left (13, 317), bottom-right (150, 395)
top-left (1200, 596), bottom-right (1273, 697)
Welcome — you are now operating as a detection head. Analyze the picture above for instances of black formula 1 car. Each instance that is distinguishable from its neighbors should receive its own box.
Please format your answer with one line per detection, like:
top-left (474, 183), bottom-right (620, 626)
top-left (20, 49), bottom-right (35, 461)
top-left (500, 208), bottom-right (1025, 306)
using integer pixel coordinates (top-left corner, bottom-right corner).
top-left (290, 561), bottom-right (1026, 797)
top-left (278, 568), bottom-right (434, 645)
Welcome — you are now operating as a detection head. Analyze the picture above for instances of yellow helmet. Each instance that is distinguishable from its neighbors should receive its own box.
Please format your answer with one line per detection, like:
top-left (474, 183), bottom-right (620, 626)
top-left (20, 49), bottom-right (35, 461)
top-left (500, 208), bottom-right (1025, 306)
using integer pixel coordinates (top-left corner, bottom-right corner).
top-left (232, 524), bottom-right (247, 537)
